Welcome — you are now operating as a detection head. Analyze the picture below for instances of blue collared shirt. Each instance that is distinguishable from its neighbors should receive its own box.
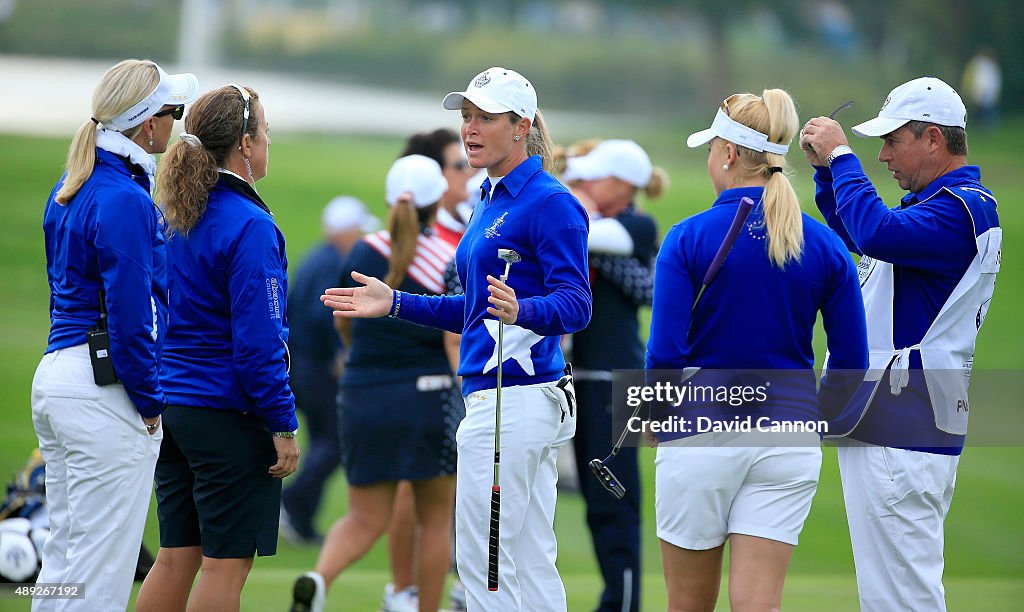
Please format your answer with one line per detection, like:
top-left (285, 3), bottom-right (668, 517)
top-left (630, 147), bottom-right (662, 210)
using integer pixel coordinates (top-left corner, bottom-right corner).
top-left (397, 155), bottom-right (592, 395)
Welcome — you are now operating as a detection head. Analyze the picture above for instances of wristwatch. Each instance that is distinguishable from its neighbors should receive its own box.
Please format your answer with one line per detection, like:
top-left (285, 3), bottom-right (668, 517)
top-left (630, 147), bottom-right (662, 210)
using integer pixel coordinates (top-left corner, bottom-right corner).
top-left (272, 430), bottom-right (297, 438)
top-left (826, 145), bottom-right (854, 167)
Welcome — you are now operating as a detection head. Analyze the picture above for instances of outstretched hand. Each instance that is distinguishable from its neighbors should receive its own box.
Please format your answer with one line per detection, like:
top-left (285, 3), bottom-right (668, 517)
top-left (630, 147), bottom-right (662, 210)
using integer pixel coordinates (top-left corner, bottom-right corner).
top-left (321, 271), bottom-right (394, 318)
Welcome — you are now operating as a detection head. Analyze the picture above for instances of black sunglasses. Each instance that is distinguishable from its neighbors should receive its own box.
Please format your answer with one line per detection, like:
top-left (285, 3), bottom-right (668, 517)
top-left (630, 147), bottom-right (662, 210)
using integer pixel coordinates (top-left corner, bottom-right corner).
top-left (153, 105), bottom-right (185, 120)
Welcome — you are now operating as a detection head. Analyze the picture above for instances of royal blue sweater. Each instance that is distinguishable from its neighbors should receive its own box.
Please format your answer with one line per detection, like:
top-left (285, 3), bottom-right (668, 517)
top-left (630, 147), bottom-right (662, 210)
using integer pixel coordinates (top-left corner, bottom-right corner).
top-left (646, 187), bottom-right (868, 439)
top-left (160, 175), bottom-right (298, 433)
top-left (815, 157), bottom-right (998, 453)
top-left (43, 148), bottom-right (167, 418)
top-left (395, 156), bottom-right (591, 395)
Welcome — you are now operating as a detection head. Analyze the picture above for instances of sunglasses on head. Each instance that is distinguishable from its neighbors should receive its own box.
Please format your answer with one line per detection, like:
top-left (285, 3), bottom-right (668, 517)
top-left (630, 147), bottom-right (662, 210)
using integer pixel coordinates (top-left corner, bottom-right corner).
top-left (153, 105), bottom-right (184, 120)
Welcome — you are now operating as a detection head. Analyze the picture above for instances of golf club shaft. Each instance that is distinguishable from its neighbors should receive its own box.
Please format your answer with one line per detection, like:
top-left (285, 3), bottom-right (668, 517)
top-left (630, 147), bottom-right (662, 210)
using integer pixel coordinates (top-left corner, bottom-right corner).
top-left (488, 271), bottom-right (509, 591)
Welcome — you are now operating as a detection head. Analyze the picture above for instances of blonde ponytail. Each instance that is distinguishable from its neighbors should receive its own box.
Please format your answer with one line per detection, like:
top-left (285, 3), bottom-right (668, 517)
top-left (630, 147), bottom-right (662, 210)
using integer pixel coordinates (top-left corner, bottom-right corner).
top-left (726, 88), bottom-right (803, 268)
top-left (512, 109), bottom-right (555, 173)
top-left (644, 166), bottom-right (669, 200)
top-left (56, 60), bottom-right (159, 204)
top-left (383, 200), bottom-right (420, 289)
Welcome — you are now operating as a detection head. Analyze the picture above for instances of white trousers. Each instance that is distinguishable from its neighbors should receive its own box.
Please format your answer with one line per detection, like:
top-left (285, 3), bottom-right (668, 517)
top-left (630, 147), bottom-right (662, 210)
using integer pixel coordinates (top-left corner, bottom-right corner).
top-left (837, 439), bottom-right (959, 612)
top-left (455, 382), bottom-right (575, 612)
top-left (30, 344), bottom-right (161, 612)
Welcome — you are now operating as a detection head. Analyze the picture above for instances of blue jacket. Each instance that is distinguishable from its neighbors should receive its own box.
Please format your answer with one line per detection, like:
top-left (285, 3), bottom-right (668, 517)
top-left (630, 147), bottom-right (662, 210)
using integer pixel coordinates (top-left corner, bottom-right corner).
top-left (43, 148), bottom-right (167, 418)
top-left (396, 156), bottom-right (592, 395)
top-left (814, 158), bottom-right (998, 453)
top-left (160, 174), bottom-right (298, 433)
top-left (646, 187), bottom-right (869, 439)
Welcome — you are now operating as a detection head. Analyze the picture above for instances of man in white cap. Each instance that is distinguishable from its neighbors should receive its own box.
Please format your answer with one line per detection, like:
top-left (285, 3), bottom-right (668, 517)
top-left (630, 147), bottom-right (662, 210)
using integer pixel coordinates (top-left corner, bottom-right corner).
top-left (281, 197), bottom-right (378, 545)
top-left (800, 77), bottom-right (1001, 611)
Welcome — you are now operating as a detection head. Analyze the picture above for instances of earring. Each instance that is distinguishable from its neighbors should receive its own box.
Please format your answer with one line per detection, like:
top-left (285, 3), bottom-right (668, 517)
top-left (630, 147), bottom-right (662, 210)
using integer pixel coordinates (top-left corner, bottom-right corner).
top-left (514, 135), bottom-right (521, 142)
top-left (722, 163), bottom-right (729, 171)
top-left (148, 139), bottom-right (154, 147)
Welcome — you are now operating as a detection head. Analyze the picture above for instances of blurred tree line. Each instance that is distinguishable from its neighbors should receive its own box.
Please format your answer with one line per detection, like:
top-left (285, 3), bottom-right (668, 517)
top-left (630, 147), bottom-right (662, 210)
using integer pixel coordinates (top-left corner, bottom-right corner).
top-left (1, 0), bottom-right (1018, 120)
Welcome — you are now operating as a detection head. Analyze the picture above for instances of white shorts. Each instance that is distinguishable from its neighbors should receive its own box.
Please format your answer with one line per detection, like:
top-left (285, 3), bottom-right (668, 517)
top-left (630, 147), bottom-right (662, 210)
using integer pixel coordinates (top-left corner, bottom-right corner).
top-left (654, 431), bottom-right (821, 549)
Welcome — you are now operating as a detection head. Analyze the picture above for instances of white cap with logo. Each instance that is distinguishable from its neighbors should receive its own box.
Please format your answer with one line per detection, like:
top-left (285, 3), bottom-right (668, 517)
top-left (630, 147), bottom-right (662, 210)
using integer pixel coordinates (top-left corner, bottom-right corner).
top-left (385, 155), bottom-right (449, 208)
top-left (563, 140), bottom-right (654, 188)
top-left (322, 196), bottom-right (380, 234)
top-left (852, 76), bottom-right (967, 138)
top-left (442, 67), bottom-right (537, 122)
top-left (104, 62), bottom-right (199, 132)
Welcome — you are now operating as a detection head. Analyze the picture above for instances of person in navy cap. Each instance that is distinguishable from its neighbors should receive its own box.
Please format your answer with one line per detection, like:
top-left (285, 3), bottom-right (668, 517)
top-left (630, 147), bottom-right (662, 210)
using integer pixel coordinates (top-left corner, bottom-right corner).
top-left (280, 196), bottom-right (378, 546)
top-left (801, 76), bottom-right (1001, 612)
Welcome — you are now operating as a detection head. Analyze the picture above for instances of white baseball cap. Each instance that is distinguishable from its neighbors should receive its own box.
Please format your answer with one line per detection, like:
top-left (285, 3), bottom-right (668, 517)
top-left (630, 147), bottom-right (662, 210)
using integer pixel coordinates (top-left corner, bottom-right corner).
top-left (442, 67), bottom-right (537, 122)
top-left (385, 155), bottom-right (449, 208)
top-left (104, 62), bottom-right (199, 132)
top-left (852, 76), bottom-right (967, 138)
top-left (321, 196), bottom-right (379, 234)
top-left (563, 139), bottom-right (653, 188)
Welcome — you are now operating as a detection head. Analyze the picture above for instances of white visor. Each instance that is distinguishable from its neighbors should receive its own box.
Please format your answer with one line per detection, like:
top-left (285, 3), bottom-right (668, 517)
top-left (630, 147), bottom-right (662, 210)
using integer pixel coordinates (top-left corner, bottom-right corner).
top-left (105, 64), bottom-right (199, 132)
top-left (686, 108), bottom-right (790, 155)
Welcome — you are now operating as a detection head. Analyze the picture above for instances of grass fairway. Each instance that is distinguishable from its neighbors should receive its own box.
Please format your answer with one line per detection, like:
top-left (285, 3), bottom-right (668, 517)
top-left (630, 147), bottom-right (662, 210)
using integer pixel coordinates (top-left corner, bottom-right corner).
top-left (1, 126), bottom-right (1022, 610)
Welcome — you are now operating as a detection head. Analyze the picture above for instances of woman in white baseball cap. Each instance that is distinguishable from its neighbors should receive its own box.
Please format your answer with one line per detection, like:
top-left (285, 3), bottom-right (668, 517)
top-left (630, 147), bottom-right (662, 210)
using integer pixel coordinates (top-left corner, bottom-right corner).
top-left (31, 58), bottom-right (197, 611)
top-left (646, 89), bottom-right (868, 611)
top-left (293, 155), bottom-right (460, 612)
top-left (318, 66), bottom-right (592, 612)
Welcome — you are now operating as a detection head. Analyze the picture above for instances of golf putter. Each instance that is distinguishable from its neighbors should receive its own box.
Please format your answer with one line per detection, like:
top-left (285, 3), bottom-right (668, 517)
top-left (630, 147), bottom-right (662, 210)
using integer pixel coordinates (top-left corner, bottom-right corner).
top-left (488, 248), bottom-right (521, 591)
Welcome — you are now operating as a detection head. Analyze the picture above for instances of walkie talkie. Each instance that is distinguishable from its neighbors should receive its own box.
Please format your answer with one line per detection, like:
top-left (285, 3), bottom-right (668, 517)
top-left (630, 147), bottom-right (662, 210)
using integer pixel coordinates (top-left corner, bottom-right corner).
top-left (87, 290), bottom-right (118, 386)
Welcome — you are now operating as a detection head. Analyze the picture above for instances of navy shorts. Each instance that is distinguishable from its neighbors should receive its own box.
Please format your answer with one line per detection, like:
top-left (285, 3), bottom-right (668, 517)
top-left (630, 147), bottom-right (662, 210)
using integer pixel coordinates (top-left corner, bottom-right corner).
top-left (154, 405), bottom-right (282, 558)
top-left (339, 375), bottom-right (461, 486)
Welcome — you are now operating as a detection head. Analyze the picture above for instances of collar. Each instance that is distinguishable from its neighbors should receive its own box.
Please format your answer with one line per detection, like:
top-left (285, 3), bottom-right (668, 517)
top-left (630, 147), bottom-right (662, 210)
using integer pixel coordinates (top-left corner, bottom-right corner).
top-left (480, 155), bottom-right (544, 202)
top-left (902, 165), bottom-right (982, 207)
top-left (711, 186), bottom-right (764, 208)
top-left (215, 172), bottom-right (272, 217)
top-left (95, 128), bottom-right (156, 189)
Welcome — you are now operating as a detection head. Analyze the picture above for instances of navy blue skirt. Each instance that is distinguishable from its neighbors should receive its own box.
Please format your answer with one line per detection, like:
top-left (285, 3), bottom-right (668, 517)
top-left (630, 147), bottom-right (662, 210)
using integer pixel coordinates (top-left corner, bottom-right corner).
top-left (338, 375), bottom-right (462, 485)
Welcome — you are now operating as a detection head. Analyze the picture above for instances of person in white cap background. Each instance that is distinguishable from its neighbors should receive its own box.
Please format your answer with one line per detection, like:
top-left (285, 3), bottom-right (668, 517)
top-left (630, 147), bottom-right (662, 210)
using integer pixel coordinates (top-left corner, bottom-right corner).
top-left (559, 138), bottom-right (666, 612)
top-left (384, 129), bottom-right (477, 612)
top-left (137, 83), bottom-right (298, 612)
top-left (30, 58), bottom-right (197, 612)
top-left (801, 76), bottom-right (1001, 611)
top-left (318, 66), bottom-right (591, 611)
top-left (647, 89), bottom-right (868, 611)
top-left (292, 155), bottom-right (459, 612)
top-left (280, 196), bottom-right (378, 546)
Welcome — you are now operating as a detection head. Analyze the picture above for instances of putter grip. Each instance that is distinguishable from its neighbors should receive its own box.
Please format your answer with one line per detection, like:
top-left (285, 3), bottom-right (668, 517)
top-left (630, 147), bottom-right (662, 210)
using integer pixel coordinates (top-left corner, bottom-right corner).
top-left (487, 486), bottom-right (500, 591)
top-left (702, 197), bottom-right (754, 286)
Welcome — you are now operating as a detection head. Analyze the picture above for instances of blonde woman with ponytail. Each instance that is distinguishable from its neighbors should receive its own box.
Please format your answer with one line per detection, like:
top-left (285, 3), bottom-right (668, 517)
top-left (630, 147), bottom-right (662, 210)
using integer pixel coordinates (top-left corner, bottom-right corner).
top-left (294, 155), bottom-right (457, 612)
top-left (646, 89), bottom-right (868, 611)
top-left (315, 67), bottom-right (591, 612)
top-left (137, 84), bottom-right (298, 612)
top-left (31, 59), bottom-right (196, 611)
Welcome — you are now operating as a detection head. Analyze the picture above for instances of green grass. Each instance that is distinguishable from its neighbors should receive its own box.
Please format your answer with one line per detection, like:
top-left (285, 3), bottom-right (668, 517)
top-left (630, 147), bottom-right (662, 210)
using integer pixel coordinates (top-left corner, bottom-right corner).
top-left (1, 126), bottom-right (1022, 610)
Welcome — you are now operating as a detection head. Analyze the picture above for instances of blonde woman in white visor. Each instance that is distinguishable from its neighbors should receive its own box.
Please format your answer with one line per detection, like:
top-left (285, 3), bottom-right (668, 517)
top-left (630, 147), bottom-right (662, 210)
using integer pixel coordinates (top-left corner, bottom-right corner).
top-left (646, 90), bottom-right (867, 611)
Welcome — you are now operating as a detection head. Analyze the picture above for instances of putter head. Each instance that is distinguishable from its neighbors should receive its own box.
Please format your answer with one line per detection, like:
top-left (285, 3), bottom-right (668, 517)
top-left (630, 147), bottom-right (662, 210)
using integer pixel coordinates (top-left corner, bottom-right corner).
top-left (497, 249), bottom-right (521, 264)
top-left (589, 458), bottom-right (626, 500)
